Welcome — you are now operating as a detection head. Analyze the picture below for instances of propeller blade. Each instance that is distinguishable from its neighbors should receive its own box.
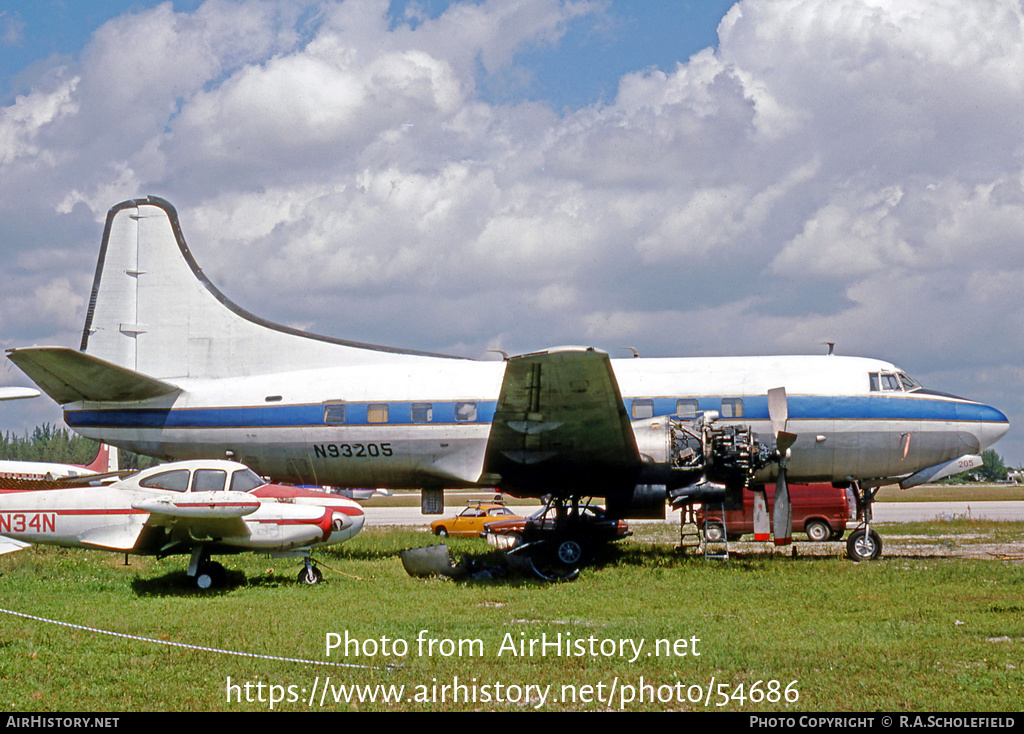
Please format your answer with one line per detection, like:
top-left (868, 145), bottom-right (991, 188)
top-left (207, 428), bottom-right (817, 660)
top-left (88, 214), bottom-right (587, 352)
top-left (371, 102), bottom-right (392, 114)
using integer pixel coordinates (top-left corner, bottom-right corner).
top-left (752, 489), bottom-right (770, 541)
top-left (768, 386), bottom-right (795, 545)
top-left (767, 386), bottom-right (788, 437)
top-left (772, 471), bottom-right (793, 546)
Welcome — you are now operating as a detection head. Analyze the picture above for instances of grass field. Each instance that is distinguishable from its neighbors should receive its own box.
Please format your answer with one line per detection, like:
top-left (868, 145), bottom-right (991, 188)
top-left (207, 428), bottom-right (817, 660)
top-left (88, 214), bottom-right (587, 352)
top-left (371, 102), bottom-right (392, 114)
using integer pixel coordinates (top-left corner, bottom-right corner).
top-left (1, 521), bottom-right (1022, 712)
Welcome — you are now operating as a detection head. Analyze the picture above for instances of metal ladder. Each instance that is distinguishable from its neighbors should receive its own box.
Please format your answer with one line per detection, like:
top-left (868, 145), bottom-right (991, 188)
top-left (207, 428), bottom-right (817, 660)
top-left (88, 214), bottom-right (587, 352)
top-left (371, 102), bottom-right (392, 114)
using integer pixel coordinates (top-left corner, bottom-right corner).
top-left (702, 503), bottom-right (730, 560)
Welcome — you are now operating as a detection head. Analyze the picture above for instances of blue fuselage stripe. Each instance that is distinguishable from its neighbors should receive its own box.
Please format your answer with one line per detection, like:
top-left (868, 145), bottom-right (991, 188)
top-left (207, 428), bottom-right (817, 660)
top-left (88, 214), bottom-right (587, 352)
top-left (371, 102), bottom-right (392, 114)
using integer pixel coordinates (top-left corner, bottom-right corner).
top-left (63, 395), bottom-right (1007, 429)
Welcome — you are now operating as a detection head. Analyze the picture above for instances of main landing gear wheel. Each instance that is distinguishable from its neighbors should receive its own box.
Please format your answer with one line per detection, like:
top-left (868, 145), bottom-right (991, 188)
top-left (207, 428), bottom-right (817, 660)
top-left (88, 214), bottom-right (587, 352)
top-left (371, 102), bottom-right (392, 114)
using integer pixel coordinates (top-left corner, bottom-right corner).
top-left (847, 528), bottom-right (882, 562)
top-left (297, 564), bottom-right (324, 585)
top-left (194, 561), bottom-right (226, 590)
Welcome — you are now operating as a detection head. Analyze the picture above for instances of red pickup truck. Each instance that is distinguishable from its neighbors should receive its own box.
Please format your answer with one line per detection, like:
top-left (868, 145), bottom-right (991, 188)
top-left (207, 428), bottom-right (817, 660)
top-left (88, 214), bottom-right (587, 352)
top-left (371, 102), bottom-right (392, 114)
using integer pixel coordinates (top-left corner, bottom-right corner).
top-left (696, 483), bottom-right (857, 542)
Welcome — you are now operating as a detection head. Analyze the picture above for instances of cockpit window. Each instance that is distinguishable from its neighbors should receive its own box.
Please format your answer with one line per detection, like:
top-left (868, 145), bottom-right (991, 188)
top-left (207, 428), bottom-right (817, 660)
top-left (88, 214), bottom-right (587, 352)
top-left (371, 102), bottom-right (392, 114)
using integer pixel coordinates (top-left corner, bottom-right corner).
top-left (898, 372), bottom-right (920, 391)
top-left (231, 468), bottom-right (266, 493)
top-left (869, 371), bottom-right (921, 392)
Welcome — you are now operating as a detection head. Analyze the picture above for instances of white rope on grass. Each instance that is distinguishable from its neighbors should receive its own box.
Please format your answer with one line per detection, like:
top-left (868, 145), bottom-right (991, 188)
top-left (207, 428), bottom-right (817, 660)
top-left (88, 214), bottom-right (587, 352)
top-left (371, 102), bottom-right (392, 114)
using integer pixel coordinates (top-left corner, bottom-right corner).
top-left (0, 606), bottom-right (401, 672)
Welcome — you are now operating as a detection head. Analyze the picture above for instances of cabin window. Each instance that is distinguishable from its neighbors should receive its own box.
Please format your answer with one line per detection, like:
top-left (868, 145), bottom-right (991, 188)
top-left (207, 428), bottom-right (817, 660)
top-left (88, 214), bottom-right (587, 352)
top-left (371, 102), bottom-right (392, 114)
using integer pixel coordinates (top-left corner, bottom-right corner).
top-left (454, 402), bottom-right (477, 422)
top-left (324, 403), bottom-right (346, 424)
top-left (631, 399), bottom-right (654, 419)
top-left (411, 402), bottom-right (433, 422)
top-left (139, 469), bottom-right (190, 492)
top-left (193, 469), bottom-right (227, 492)
top-left (367, 404), bottom-right (389, 424)
top-left (675, 398), bottom-right (699, 418)
top-left (721, 397), bottom-right (744, 418)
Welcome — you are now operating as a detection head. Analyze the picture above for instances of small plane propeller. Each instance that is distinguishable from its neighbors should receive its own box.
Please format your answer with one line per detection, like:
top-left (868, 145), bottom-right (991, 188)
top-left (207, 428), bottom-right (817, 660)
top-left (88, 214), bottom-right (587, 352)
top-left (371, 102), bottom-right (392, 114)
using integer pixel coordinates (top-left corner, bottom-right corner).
top-left (767, 387), bottom-right (797, 546)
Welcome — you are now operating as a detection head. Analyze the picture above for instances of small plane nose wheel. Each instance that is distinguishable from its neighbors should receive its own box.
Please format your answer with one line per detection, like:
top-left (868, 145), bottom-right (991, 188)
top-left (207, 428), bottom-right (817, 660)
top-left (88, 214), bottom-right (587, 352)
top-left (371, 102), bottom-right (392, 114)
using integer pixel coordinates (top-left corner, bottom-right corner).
top-left (297, 559), bottom-right (323, 585)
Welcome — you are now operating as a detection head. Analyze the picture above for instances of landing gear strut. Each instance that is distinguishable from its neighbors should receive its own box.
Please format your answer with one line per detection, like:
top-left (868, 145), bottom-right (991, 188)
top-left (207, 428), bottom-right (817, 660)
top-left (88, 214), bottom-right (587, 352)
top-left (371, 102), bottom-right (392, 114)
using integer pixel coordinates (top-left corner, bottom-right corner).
top-left (297, 557), bottom-right (324, 584)
top-left (848, 482), bottom-right (883, 562)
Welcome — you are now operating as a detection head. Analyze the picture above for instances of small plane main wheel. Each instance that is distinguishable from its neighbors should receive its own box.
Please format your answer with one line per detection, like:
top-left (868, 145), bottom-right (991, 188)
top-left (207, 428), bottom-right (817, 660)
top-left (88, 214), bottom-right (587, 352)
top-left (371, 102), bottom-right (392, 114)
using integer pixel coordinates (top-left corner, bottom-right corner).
top-left (297, 565), bottom-right (324, 585)
top-left (805, 519), bottom-right (831, 542)
top-left (846, 528), bottom-right (882, 562)
top-left (195, 561), bottom-right (226, 590)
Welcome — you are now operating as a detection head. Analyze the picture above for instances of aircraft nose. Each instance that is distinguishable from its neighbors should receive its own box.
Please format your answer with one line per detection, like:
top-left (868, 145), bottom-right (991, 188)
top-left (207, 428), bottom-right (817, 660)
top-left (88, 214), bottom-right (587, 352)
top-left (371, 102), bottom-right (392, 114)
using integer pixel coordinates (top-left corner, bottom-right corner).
top-left (969, 402), bottom-right (1009, 451)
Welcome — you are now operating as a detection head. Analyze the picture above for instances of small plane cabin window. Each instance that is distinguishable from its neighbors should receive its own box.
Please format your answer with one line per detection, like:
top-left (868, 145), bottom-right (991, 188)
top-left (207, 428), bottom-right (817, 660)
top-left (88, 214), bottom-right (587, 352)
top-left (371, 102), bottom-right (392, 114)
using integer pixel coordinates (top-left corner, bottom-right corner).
top-left (676, 398), bottom-right (699, 418)
top-left (721, 398), bottom-right (744, 418)
top-left (454, 402), bottom-right (477, 422)
top-left (631, 399), bottom-right (654, 419)
top-left (411, 402), bottom-right (433, 422)
top-left (139, 469), bottom-right (190, 492)
top-left (230, 469), bottom-right (265, 493)
top-left (367, 404), bottom-right (389, 424)
top-left (193, 469), bottom-right (227, 492)
top-left (324, 404), bottom-right (346, 424)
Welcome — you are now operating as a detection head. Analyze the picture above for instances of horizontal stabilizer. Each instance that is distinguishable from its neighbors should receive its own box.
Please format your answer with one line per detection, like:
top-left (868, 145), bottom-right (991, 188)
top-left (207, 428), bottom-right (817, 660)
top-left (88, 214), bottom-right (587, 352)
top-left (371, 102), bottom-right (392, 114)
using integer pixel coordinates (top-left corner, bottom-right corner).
top-left (0, 536), bottom-right (30, 555)
top-left (6, 347), bottom-right (179, 404)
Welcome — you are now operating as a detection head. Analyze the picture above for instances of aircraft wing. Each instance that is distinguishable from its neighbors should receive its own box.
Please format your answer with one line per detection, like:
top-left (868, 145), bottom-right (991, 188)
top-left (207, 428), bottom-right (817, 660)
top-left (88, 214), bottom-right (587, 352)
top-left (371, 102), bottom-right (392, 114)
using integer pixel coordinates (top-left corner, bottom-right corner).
top-left (6, 347), bottom-right (179, 404)
top-left (483, 347), bottom-right (642, 497)
top-left (132, 491), bottom-right (259, 540)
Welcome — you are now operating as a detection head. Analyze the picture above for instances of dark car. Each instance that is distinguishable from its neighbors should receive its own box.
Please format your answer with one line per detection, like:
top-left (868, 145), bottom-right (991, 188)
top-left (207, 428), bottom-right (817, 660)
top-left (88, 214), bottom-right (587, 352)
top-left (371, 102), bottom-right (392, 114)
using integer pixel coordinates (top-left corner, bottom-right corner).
top-left (483, 501), bottom-right (631, 550)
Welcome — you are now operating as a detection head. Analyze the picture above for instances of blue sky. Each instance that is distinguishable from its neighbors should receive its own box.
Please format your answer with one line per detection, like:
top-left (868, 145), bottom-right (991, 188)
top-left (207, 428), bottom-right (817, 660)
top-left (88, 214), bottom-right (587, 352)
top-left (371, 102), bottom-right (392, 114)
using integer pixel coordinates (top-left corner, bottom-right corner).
top-left (1, 1), bottom-right (735, 106)
top-left (1, 0), bottom-right (1023, 466)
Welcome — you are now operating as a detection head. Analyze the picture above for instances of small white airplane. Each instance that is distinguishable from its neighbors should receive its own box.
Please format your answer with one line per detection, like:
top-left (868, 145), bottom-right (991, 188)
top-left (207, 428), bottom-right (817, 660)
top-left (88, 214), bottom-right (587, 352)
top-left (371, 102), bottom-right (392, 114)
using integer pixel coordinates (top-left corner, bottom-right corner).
top-left (0, 458), bottom-right (364, 588)
top-left (0, 443), bottom-right (120, 487)
top-left (5, 197), bottom-right (1010, 573)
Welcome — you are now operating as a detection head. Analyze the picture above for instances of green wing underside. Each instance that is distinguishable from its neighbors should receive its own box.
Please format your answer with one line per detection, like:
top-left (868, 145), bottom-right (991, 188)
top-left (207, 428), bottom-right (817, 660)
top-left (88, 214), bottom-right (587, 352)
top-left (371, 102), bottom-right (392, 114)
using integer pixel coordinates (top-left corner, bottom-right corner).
top-left (483, 348), bottom-right (642, 497)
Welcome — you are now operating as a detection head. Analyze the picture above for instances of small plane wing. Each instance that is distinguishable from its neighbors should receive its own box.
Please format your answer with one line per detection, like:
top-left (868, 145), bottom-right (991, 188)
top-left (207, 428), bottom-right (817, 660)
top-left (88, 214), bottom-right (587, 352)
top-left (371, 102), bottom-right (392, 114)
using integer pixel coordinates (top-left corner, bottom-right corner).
top-left (483, 347), bottom-right (642, 496)
top-left (6, 347), bottom-right (179, 404)
top-left (132, 491), bottom-right (259, 540)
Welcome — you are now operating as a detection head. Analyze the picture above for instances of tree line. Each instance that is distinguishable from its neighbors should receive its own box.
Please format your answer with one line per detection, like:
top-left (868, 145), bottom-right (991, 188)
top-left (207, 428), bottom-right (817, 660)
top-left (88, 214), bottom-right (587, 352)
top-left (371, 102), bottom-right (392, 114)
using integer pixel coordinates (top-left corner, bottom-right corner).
top-left (0, 424), bottom-right (156, 470)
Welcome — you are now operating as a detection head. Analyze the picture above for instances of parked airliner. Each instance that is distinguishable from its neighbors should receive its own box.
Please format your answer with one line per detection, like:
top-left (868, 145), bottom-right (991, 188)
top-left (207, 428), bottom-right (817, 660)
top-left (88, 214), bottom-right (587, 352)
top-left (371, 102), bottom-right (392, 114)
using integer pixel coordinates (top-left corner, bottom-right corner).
top-left (6, 197), bottom-right (1009, 572)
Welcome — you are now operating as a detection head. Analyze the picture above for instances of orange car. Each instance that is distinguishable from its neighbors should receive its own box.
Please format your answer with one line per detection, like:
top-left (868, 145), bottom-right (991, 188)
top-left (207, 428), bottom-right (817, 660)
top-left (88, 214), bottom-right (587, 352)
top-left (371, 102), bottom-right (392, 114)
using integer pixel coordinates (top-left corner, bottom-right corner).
top-left (430, 501), bottom-right (525, 538)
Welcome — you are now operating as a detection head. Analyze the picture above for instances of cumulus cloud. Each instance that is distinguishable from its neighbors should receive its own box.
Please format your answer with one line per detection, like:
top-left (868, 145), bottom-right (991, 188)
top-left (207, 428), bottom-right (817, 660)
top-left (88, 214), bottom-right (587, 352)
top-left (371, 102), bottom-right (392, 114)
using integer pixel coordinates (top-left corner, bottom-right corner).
top-left (3, 0), bottom-right (1024, 459)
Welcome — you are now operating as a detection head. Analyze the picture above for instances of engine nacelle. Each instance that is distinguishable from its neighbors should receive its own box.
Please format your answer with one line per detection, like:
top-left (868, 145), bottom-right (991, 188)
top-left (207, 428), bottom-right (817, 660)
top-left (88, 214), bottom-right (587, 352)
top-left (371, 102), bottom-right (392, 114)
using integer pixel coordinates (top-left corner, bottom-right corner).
top-left (629, 414), bottom-right (772, 492)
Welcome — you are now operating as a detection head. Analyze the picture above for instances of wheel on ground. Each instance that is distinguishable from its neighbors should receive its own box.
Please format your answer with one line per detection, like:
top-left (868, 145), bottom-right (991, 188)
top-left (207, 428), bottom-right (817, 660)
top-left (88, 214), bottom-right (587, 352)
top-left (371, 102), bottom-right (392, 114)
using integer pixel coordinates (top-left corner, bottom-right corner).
top-left (194, 561), bottom-right (226, 590)
top-left (804, 519), bottom-right (831, 542)
top-left (435, 527), bottom-right (448, 537)
top-left (297, 565), bottom-right (324, 585)
top-left (846, 528), bottom-right (882, 561)
top-left (704, 522), bottom-right (725, 543)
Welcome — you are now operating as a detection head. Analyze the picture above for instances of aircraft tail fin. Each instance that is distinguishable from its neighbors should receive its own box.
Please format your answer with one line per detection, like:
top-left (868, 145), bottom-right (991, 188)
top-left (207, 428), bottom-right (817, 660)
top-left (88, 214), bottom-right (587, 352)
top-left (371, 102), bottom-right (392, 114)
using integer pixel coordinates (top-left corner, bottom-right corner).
top-left (80, 197), bottom-right (455, 380)
top-left (84, 443), bottom-right (119, 473)
top-left (6, 347), bottom-right (179, 404)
